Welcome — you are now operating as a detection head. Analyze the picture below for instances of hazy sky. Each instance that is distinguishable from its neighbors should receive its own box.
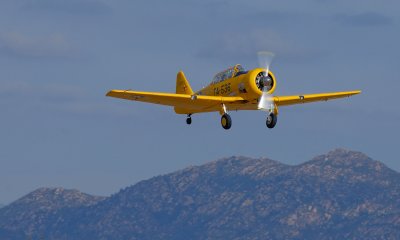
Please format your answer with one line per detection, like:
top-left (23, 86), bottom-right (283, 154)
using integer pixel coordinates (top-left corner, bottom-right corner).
top-left (0, 0), bottom-right (399, 203)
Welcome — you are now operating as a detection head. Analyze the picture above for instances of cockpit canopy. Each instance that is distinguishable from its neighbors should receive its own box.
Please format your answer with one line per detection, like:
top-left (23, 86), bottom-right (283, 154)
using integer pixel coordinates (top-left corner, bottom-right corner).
top-left (212, 64), bottom-right (246, 84)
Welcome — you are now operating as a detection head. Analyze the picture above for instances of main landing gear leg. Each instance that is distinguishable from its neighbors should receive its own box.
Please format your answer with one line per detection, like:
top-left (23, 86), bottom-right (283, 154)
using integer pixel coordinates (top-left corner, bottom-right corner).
top-left (186, 114), bottom-right (192, 125)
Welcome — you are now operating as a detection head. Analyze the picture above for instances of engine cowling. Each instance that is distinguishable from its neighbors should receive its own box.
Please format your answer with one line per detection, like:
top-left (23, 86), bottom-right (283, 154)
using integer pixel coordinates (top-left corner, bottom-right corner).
top-left (255, 71), bottom-right (275, 92)
top-left (241, 68), bottom-right (277, 99)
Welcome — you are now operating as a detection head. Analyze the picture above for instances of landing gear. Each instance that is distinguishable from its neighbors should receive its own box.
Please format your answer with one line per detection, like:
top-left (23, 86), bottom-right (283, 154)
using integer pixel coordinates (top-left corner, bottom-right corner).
top-left (186, 114), bottom-right (192, 125)
top-left (219, 103), bottom-right (232, 130)
top-left (266, 112), bottom-right (277, 129)
top-left (221, 113), bottom-right (232, 130)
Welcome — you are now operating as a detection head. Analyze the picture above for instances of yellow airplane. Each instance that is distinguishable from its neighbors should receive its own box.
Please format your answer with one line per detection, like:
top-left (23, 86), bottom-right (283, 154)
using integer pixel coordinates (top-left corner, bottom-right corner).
top-left (106, 52), bottom-right (360, 130)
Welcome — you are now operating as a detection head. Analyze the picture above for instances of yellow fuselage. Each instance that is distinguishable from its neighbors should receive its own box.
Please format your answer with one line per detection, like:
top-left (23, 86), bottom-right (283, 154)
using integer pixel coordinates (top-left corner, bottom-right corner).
top-left (174, 68), bottom-right (276, 114)
top-left (197, 68), bottom-right (276, 100)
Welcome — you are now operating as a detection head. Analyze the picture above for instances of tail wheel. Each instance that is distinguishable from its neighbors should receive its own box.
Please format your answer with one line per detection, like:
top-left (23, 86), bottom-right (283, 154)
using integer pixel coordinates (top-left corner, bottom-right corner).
top-left (186, 114), bottom-right (192, 125)
top-left (221, 113), bottom-right (232, 130)
top-left (266, 112), bottom-right (277, 129)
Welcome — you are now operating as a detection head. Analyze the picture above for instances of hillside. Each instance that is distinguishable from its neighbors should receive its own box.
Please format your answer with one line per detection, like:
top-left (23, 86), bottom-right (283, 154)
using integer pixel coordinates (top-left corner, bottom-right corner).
top-left (1, 149), bottom-right (399, 240)
top-left (0, 188), bottom-right (105, 239)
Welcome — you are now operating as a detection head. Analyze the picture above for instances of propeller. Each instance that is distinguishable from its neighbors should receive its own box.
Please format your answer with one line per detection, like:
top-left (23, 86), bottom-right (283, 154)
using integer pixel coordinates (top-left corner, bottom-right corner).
top-left (257, 51), bottom-right (275, 112)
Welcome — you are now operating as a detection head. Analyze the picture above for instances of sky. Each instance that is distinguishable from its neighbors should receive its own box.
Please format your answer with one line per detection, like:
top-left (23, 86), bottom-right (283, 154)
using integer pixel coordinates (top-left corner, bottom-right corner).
top-left (0, 0), bottom-right (399, 203)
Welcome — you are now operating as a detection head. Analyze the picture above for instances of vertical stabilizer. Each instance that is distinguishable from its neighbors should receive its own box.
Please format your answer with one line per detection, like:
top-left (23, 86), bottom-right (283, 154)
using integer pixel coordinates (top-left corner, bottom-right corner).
top-left (176, 71), bottom-right (194, 95)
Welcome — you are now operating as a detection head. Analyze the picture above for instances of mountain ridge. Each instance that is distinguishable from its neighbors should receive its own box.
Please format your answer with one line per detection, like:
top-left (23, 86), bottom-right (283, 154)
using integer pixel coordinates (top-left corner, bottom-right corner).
top-left (1, 148), bottom-right (399, 240)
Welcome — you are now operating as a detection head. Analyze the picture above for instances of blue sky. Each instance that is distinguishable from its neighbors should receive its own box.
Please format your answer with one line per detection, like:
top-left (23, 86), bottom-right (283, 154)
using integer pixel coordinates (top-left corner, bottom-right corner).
top-left (0, 0), bottom-right (399, 203)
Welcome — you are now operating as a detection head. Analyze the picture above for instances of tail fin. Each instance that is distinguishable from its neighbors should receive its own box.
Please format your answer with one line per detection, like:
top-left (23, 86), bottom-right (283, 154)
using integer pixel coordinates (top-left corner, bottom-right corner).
top-left (176, 71), bottom-right (193, 95)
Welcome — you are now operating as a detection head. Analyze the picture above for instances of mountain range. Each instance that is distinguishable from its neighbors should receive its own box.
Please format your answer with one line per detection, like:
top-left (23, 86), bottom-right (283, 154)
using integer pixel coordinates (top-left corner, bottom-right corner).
top-left (1, 149), bottom-right (399, 240)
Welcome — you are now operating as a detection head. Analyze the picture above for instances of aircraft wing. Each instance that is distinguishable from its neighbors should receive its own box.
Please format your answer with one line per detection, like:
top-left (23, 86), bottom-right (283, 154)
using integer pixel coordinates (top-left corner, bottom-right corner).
top-left (274, 90), bottom-right (361, 106)
top-left (106, 90), bottom-right (246, 110)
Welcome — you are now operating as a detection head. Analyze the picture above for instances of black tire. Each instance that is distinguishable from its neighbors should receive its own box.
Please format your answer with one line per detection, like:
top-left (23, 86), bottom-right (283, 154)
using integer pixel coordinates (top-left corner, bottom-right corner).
top-left (221, 113), bottom-right (232, 130)
top-left (266, 112), bottom-right (277, 129)
top-left (186, 117), bottom-right (192, 125)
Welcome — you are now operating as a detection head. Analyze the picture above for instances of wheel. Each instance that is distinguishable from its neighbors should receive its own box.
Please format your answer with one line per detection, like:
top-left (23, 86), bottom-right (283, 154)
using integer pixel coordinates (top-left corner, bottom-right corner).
top-left (266, 112), bottom-right (277, 129)
top-left (186, 117), bottom-right (192, 125)
top-left (221, 113), bottom-right (232, 130)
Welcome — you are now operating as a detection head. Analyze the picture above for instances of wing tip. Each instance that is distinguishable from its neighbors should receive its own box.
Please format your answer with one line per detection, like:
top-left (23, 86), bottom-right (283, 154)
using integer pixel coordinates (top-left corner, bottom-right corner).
top-left (106, 89), bottom-right (126, 97)
top-left (106, 90), bottom-right (115, 97)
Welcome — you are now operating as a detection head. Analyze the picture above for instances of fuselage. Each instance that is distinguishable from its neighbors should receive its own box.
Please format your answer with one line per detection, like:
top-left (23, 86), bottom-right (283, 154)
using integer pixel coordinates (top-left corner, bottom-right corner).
top-left (196, 68), bottom-right (276, 101)
top-left (174, 65), bottom-right (278, 114)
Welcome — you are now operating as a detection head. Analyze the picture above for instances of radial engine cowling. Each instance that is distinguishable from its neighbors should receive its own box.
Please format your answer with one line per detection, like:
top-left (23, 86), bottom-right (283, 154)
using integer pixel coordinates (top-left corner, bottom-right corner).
top-left (255, 71), bottom-right (275, 93)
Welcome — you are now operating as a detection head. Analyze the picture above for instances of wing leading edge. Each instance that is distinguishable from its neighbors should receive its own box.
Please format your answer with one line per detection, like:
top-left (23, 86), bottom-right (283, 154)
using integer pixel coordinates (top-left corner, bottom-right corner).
top-left (106, 90), bottom-right (246, 113)
top-left (107, 89), bottom-right (361, 113)
top-left (274, 90), bottom-right (361, 106)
